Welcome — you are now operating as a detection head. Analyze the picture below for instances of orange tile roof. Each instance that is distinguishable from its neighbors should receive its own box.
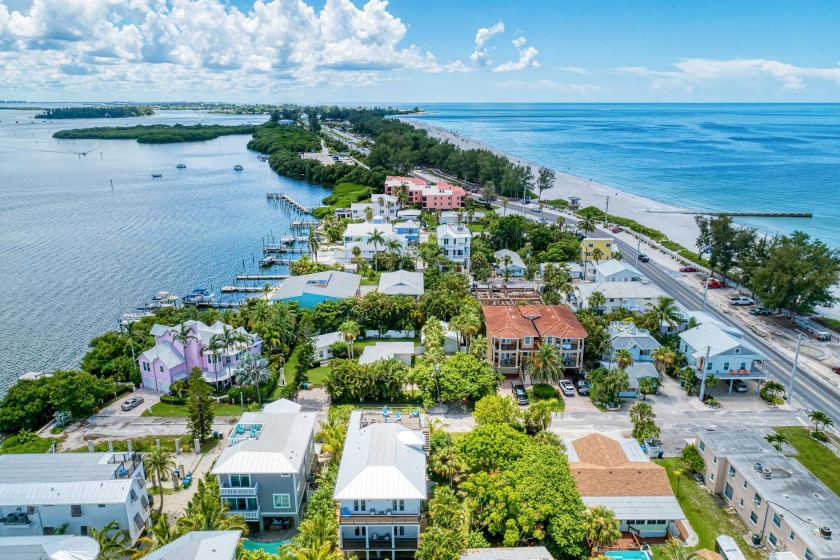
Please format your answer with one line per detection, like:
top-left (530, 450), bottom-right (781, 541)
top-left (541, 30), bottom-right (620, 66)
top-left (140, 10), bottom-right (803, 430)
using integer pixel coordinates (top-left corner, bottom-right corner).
top-left (481, 305), bottom-right (587, 340)
top-left (569, 434), bottom-right (674, 497)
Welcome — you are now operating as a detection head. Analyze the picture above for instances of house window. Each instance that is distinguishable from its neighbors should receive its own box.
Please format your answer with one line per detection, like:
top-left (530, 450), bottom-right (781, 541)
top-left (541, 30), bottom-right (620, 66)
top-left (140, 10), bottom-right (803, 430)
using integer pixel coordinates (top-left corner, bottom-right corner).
top-left (130, 489), bottom-right (138, 502)
top-left (524, 337), bottom-right (532, 346)
top-left (354, 527), bottom-right (367, 536)
top-left (80, 526), bottom-right (88, 536)
top-left (142, 362), bottom-right (150, 372)
top-left (734, 348), bottom-right (741, 354)
top-left (724, 483), bottom-right (734, 501)
top-left (740, 362), bottom-right (747, 370)
top-left (707, 362), bottom-right (713, 371)
top-left (230, 474), bottom-right (251, 488)
top-left (273, 494), bottom-right (291, 509)
top-left (43, 527), bottom-right (55, 535)
top-left (729, 466), bottom-right (736, 477)
top-left (743, 481), bottom-right (748, 489)
top-left (738, 498), bottom-right (744, 508)
top-left (753, 493), bottom-right (762, 506)
top-left (723, 362), bottom-right (730, 371)
top-left (353, 500), bottom-right (366, 512)
top-left (698, 441), bottom-right (705, 452)
top-left (159, 366), bottom-right (164, 373)
top-left (134, 513), bottom-right (144, 531)
top-left (225, 356), bottom-right (231, 364)
top-left (713, 456), bottom-right (717, 464)
top-left (789, 532), bottom-right (795, 541)
top-left (392, 500), bottom-right (405, 511)
top-left (750, 511), bottom-right (758, 525)
top-left (768, 533), bottom-right (778, 548)
top-left (805, 550), bottom-right (814, 560)
top-left (710, 473), bottom-right (715, 481)
top-left (71, 505), bottom-right (82, 517)
top-left (773, 513), bottom-right (782, 528)
top-left (394, 526), bottom-right (405, 536)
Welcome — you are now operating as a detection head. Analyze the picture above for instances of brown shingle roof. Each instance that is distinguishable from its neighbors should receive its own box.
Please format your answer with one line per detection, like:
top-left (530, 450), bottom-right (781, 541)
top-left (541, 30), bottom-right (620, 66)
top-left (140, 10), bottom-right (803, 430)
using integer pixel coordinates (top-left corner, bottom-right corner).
top-left (569, 433), bottom-right (674, 497)
top-left (481, 305), bottom-right (587, 340)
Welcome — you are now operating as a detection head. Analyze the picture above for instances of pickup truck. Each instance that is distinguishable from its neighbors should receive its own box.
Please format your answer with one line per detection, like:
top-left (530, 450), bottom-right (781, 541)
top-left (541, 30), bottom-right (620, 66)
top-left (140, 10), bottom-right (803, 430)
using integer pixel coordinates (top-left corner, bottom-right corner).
top-left (729, 296), bottom-right (755, 306)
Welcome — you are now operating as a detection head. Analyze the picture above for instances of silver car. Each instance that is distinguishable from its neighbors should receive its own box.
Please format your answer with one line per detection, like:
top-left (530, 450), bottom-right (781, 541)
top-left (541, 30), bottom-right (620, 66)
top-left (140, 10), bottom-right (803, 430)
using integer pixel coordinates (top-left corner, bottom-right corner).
top-left (121, 396), bottom-right (144, 411)
top-left (559, 379), bottom-right (575, 396)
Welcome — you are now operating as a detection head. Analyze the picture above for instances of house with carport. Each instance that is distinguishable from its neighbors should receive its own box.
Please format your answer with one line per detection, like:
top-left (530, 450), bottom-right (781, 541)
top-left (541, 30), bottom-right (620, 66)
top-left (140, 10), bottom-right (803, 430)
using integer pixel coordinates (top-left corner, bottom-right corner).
top-left (679, 321), bottom-right (767, 393)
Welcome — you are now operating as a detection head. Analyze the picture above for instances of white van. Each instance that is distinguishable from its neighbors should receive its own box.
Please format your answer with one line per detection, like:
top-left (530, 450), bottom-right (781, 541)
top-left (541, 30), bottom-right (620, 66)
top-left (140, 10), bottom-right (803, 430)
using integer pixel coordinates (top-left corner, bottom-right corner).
top-left (715, 535), bottom-right (747, 560)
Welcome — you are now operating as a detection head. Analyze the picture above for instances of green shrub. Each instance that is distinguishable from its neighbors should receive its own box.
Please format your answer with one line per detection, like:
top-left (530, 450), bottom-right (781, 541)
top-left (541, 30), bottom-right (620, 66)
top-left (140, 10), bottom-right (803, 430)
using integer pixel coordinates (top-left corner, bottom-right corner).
top-left (0, 432), bottom-right (55, 454)
top-left (815, 317), bottom-right (840, 332)
top-left (160, 394), bottom-right (187, 405)
top-left (812, 430), bottom-right (829, 442)
top-left (532, 383), bottom-right (561, 400)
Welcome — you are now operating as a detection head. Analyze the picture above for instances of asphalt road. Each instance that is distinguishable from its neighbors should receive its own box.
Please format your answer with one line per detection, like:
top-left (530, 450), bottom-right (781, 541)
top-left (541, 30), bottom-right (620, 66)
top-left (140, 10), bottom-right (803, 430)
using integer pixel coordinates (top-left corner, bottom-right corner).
top-left (478, 194), bottom-right (840, 423)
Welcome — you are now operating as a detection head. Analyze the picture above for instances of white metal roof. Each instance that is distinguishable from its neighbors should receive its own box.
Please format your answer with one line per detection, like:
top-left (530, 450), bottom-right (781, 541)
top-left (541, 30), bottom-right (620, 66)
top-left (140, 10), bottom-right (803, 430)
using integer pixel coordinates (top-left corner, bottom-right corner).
top-left (437, 223), bottom-right (470, 240)
top-left (142, 531), bottom-right (241, 560)
top-left (580, 496), bottom-right (685, 520)
top-left (358, 342), bottom-right (415, 365)
top-left (679, 322), bottom-right (762, 359)
top-left (378, 271), bottom-right (424, 296)
top-left (462, 547), bottom-right (553, 560)
top-left (272, 271), bottom-right (361, 300)
top-left (0, 479), bottom-right (136, 506)
top-left (594, 259), bottom-right (642, 278)
top-left (578, 281), bottom-right (666, 302)
top-left (344, 221), bottom-right (395, 238)
top-left (494, 249), bottom-right (525, 270)
top-left (0, 536), bottom-right (100, 560)
top-left (0, 452), bottom-right (136, 483)
top-left (315, 331), bottom-right (343, 349)
top-left (212, 400), bottom-right (315, 475)
top-left (334, 412), bottom-right (427, 501)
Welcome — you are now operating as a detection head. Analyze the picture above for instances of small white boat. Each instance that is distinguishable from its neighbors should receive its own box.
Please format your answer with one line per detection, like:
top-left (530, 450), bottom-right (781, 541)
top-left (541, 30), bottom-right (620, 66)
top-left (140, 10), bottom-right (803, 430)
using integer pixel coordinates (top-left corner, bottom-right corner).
top-left (234, 164), bottom-right (244, 171)
top-left (176, 163), bottom-right (187, 169)
top-left (151, 173), bottom-right (162, 178)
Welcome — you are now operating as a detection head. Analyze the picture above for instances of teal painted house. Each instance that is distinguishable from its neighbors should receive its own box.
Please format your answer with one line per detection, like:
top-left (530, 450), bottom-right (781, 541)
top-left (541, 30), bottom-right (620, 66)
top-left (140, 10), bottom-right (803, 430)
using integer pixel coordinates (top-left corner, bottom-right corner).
top-left (270, 271), bottom-right (361, 309)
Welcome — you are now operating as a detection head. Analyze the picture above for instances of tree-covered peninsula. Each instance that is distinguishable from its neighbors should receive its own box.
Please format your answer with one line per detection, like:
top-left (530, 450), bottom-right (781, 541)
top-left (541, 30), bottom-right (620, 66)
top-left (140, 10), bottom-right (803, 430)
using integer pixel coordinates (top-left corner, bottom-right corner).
top-left (52, 123), bottom-right (258, 144)
top-left (36, 105), bottom-right (154, 119)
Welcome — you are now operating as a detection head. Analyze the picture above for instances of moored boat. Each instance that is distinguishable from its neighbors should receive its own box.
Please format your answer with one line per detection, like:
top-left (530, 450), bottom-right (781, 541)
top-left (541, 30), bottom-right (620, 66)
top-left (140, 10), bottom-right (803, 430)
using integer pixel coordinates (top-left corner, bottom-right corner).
top-left (234, 164), bottom-right (244, 171)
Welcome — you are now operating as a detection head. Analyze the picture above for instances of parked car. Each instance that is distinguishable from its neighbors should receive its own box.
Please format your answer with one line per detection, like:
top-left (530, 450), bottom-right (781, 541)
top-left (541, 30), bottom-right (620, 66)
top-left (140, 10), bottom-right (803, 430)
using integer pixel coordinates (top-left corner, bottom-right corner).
top-left (732, 379), bottom-right (749, 393)
top-left (729, 296), bottom-right (755, 306)
top-left (523, 199), bottom-right (531, 205)
top-left (532, 205), bottom-right (543, 213)
top-left (576, 379), bottom-right (591, 396)
top-left (750, 307), bottom-right (771, 315)
top-left (832, 365), bottom-right (840, 375)
top-left (538, 218), bottom-right (549, 224)
top-left (706, 278), bottom-right (726, 289)
top-left (611, 227), bottom-right (623, 233)
top-left (559, 379), bottom-right (575, 396)
top-left (638, 253), bottom-right (650, 262)
top-left (816, 331), bottom-right (832, 342)
top-left (121, 396), bottom-right (144, 411)
top-left (512, 383), bottom-right (529, 405)
top-left (679, 266), bottom-right (698, 272)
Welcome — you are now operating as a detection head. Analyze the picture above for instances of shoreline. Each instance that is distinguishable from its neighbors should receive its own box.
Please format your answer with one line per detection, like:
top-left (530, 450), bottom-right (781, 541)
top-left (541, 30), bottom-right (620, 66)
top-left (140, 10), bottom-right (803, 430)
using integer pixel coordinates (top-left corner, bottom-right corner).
top-left (400, 117), bottom-right (703, 252)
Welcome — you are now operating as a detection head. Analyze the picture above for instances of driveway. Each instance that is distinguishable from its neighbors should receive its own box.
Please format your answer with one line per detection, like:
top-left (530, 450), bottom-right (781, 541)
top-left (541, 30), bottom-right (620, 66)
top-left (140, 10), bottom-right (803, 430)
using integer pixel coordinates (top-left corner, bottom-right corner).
top-left (97, 387), bottom-right (161, 417)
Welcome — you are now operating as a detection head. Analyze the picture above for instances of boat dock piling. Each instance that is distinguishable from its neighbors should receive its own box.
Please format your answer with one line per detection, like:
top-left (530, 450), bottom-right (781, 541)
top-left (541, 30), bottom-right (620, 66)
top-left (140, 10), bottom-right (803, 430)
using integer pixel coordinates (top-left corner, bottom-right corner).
top-left (266, 193), bottom-right (312, 214)
top-left (290, 220), bottom-right (320, 229)
top-left (236, 275), bottom-right (289, 280)
top-left (221, 286), bottom-right (265, 293)
top-left (263, 244), bottom-right (310, 255)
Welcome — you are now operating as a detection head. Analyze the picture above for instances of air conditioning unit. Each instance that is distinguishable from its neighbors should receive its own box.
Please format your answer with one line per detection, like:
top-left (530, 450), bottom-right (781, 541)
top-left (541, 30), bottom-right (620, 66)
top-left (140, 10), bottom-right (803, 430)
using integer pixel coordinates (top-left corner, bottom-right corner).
top-left (754, 462), bottom-right (763, 472)
top-left (820, 526), bottom-right (832, 539)
top-left (763, 468), bottom-right (772, 479)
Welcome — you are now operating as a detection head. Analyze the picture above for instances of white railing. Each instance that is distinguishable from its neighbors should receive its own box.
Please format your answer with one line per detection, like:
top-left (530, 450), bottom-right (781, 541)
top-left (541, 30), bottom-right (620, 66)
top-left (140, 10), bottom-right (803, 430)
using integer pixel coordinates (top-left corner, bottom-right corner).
top-left (229, 507), bottom-right (261, 521)
top-left (220, 482), bottom-right (259, 497)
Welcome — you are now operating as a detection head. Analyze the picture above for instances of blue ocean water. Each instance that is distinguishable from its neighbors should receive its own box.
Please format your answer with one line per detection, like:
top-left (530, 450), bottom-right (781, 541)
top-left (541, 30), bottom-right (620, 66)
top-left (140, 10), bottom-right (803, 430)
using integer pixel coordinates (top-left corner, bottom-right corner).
top-left (0, 108), bottom-right (329, 391)
top-left (403, 104), bottom-right (840, 246)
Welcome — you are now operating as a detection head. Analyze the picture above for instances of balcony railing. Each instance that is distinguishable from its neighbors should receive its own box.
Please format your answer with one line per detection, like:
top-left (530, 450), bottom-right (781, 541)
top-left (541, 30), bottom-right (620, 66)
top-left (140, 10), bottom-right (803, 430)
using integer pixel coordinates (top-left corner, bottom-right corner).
top-left (228, 507), bottom-right (260, 521)
top-left (341, 538), bottom-right (419, 550)
top-left (220, 482), bottom-right (259, 497)
top-left (339, 513), bottom-right (421, 525)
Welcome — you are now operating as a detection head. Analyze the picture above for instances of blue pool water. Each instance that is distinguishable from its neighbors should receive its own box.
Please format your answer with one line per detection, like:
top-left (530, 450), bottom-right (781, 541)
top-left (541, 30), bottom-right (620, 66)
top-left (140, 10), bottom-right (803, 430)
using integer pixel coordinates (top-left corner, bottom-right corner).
top-left (606, 550), bottom-right (653, 560)
top-left (242, 539), bottom-right (291, 553)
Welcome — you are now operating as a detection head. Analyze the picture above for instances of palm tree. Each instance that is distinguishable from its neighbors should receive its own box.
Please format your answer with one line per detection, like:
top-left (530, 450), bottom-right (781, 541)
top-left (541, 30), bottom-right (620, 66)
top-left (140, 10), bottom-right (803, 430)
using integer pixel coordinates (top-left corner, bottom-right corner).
top-left (613, 348), bottom-right (635, 370)
top-left (662, 536), bottom-right (702, 560)
top-left (308, 229), bottom-right (321, 262)
top-left (416, 525), bottom-right (466, 560)
top-left (808, 410), bottom-right (833, 434)
top-left (177, 485), bottom-right (248, 534)
top-left (583, 505), bottom-right (621, 554)
top-left (646, 296), bottom-right (683, 331)
top-left (481, 183), bottom-right (495, 208)
top-left (206, 334), bottom-right (226, 387)
top-left (501, 254), bottom-right (512, 282)
top-left (526, 343), bottom-right (564, 384)
top-left (385, 238), bottom-right (402, 270)
top-left (234, 353), bottom-right (271, 406)
top-left (588, 290), bottom-right (606, 313)
top-left (171, 323), bottom-right (197, 373)
top-left (131, 514), bottom-right (180, 558)
top-left (651, 347), bottom-right (676, 379)
top-left (364, 206), bottom-right (373, 222)
top-left (429, 440), bottom-right (466, 487)
top-left (577, 216), bottom-right (597, 236)
top-left (368, 228), bottom-right (385, 272)
top-left (501, 197), bottom-right (509, 216)
top-left (613, 250), bottom-right (623, 261)
top-left (338, 320), bottom-right (360, 359)
top-left (765, 433), bottom-right (788, 452)
top-left (451, 311), bottom-right (481, 352)
top-left (591, 246), bottom-right (604, 264)
top-left (638, 377), bottom-right (658, 399)
top-left (145, 447), bottom-right (176, 514)
top-left (90, 520), bottom-right (131, 559)
top-left (469, 334), bottom-right (487, 360)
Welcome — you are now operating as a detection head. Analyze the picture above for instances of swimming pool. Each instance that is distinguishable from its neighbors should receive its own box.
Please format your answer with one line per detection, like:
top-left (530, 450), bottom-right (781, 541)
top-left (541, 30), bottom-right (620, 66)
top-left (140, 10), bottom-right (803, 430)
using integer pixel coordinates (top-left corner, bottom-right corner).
top-left (242, 539), bottom-right (291, 554)
top-left (606, 550), bottom-right (653, 560)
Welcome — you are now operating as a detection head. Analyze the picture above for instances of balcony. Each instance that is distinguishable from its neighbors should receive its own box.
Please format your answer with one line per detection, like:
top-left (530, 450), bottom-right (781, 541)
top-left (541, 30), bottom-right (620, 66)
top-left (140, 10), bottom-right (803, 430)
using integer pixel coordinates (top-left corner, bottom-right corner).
top-left (341, 537), bottom-right (419, 550)
top-left (339, 513), bottom-right (421, 525)
top-left (228, 507), bottom-right (260, 521)
top-left (220, 482), bottom-right (259, 497)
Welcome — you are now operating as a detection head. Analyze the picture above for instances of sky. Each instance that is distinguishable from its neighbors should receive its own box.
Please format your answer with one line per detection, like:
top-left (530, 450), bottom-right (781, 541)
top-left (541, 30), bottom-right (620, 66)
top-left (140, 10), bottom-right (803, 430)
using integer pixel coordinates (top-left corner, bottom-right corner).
top-left (1, 0), bottom-right (840, 103)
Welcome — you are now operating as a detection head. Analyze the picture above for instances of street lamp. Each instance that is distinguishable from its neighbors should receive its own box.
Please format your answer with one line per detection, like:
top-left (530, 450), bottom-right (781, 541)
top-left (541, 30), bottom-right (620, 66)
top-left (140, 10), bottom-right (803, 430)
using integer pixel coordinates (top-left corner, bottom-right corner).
top-left (787, 331), bottom-right (806, 405)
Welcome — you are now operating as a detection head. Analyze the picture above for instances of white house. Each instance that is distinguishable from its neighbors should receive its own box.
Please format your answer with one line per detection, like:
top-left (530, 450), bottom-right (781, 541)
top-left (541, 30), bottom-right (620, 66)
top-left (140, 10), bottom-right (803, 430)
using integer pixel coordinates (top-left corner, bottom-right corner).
top-left (351, 194), bottom-right (399, 222)
top-left (211, 399), bottom-right (316, 531)
top-left (608, 321), bottom-right (661, 363)
top-left (358, 342), bottom-right (415, 366)
top-left (494, 249), bottom-right (526, 277)
top-left (436, 224), bottom-right (471, 269)
top-left (335, 410), bottom-right (427, 560)
top-left (143, 531), bottom-right (242, 560)
top-left (378, 270), bottom-right (424, 297)
top-left (0, 536), bottom-right (100, 560)
top-left (315, 331), bottom-right (344, 362)
top-left (540, 262), bottom-right (583, 280)
top-left (0, 453), bottom-right (151, 545)
top-left (576, 281), bottom-right (667, 314)
top-left (343, 219), bottom-right (407, 260)
top-left (593, 259), bottom-right (645, 283)
top-left (679, 322), bottom-right (767, 393)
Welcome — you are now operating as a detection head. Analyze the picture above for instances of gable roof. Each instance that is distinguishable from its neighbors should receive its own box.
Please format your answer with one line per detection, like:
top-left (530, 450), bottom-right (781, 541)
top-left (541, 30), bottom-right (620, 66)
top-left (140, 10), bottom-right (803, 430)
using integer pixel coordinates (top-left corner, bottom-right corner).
top-left (609, 322), bottom-right (661, 351)
top-left (594, 259), bottom-right (642, 278)
top-left (679, 322), bottom-right (762, 360)
top-left (334, 411), bottom-right (427, 501)
top-left (212, 399), bottom-right (316, 475)
top-left (378, 270), bottom-right (424, 296)
top-left (482, 305), bottom-right (587, 340)
top-left (142, 531), bottom-right (241, 560)
top-left (436, 223), bottom-right (470, 240)
top-left (315, 331), bottom-right (343, 349)
top-left (358, 342), bottom-right (415, 364)
top-left (0, 536), bottom-right (100, 560)
top-left (344, 222), bottom-right (395, 238)
top-left (272, 271), bottom-right (361, 301)
top-left (494, 249), bottom-right (525, 270)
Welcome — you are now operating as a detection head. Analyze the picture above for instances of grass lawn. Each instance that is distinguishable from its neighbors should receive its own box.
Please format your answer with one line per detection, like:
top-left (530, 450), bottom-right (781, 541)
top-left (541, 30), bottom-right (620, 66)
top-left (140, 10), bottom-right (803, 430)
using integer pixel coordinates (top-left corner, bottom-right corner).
top-left (360, 271), bottom-right (381, 286)
top-left (141, 402), bottom-right (243, 418)
top-left (466, 223), bottom-right (486, 233)
top-left (0, 434), bottom-right (57, 454)
top-left (653, 458), bottom-right (762, 560)
top-left (69, 434), bottom-right (220, 454)
top-left (774, 426), bottom-right (840, 496)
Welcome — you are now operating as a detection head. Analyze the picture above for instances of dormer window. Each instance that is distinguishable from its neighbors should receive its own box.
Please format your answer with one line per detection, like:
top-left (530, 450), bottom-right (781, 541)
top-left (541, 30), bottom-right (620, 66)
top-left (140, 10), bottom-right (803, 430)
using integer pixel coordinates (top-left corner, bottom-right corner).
top-left (734, 348), bottom-right (741, 354)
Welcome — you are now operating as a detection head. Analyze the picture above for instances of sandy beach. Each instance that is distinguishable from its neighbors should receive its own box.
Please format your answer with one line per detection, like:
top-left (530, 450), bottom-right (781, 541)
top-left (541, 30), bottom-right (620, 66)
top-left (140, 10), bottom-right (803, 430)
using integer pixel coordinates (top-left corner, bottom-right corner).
top-left (401, 118), bottom-right (702, 252)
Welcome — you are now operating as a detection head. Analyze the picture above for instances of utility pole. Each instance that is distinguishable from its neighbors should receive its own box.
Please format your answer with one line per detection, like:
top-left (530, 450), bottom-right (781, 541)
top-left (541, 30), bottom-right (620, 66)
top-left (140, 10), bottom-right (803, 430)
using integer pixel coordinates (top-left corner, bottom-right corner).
top-left (787, 331), bottom-right (805, 404)
top-left (701, 279), bottom-right (710, 312)
top-left (698, 346), bottom-right (711, 401)
top-left (635, 236), bottom-right (641, 267)
top-left (604, 196), bottom-right (610, 226)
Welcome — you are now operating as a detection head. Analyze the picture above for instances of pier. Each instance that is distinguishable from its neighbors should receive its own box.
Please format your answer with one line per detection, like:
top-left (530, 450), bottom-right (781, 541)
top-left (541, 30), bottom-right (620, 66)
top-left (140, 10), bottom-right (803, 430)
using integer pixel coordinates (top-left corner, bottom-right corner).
top-left (266, 193), bottom-right (312, 214)
top-left (221, 286), bottom-right (265, 293)
top-left (236, 275), bottom-right (289, 281)
top-left (263, 244), bottom-right (310, 255)
top-left (645, 210), bottom-right (813, 218)
top-left (291, 220), bottom-right (320, 229)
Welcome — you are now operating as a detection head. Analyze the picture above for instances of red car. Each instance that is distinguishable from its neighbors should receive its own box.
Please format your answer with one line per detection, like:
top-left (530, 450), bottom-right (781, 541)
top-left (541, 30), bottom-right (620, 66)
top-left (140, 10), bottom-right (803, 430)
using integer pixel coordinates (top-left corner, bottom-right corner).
top-left (706, 279), bottom-right (726, 289)
top-left (680, 266), bottom-right (698, 273)
top-left (832, 365), bottom-right (840, 375)
top-left (611, 227), bottom-right (623, 233)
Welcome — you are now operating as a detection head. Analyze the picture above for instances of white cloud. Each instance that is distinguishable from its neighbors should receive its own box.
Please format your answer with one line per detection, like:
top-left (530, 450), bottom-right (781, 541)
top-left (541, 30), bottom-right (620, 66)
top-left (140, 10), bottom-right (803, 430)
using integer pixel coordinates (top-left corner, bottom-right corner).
top-left (497, 78), bottom-right (600, 95)
top-left (493, 36), bottom-right (539, 72)
top-left (618, 58), bottom-right (840, 92)
top-left (469, 20), bottom-right (503, 66)
top-left (0, 0), bottom-right (468, 96)
top-left (557, 65), bottom-right (589, 75)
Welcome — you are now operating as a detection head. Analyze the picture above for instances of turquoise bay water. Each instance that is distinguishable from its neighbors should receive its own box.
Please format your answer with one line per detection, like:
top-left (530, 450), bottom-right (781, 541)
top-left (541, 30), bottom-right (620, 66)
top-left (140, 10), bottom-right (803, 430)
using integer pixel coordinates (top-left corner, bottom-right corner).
top-left (0, 108), bottom-right (329, 391)
top-left (404, 104), bottom-right (840, 246)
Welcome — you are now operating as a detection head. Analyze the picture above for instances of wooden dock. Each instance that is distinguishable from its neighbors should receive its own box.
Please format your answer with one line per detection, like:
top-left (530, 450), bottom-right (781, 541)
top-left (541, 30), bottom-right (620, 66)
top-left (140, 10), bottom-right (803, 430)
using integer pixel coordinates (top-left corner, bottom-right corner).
top-left (263, 244), bottom-right (310, 255)
top-left (266, 193), bottom-right (312, 213)
top-left (291, 220), bottom-right (320, 229)
top-left (236, 275), bottom-right (289, 281)
top-left (645, 210), bottom-right (813, 218)
top-left (221, 286), bottom-right (265, 293)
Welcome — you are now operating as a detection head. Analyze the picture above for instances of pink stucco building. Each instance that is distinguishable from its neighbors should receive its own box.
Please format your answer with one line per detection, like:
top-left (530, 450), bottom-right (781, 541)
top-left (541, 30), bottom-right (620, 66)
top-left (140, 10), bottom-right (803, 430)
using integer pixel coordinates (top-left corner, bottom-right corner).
top-left (384, 176), bottom-right (466, 210)
top-left (138, 320), bottom-right (262, 393)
